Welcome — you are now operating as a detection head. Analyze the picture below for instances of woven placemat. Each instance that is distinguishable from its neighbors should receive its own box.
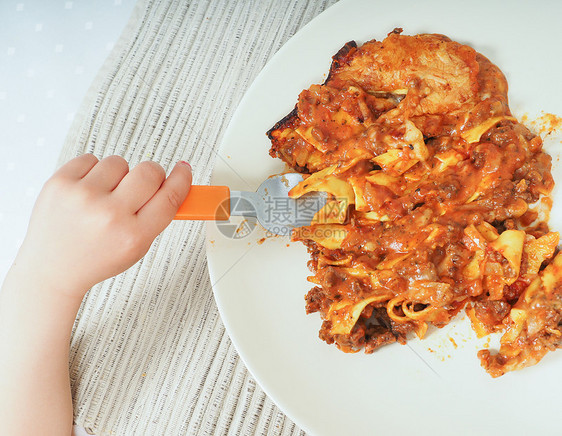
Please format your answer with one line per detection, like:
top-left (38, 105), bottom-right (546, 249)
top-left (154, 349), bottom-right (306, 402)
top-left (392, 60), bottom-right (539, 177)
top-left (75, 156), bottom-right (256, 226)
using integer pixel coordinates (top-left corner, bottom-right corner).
top-left (61, 0), bottom-right (337, 434)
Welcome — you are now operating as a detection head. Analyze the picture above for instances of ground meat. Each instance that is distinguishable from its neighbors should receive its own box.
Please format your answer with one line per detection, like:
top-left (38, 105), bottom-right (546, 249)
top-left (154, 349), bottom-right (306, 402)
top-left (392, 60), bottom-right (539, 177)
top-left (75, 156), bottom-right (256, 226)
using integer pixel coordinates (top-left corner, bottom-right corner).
top-left (473, 300), bottom-right (511, 327)
top-left (364, 327), bottom-right (397, 353)
top-left (305, 287), bottom-right (325, 314)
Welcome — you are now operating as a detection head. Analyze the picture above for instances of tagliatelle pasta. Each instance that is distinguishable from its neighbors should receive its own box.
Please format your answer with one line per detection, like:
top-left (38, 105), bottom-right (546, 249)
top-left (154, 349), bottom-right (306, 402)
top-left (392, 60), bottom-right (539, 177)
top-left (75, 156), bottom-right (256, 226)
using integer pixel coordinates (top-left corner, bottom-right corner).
top-left (267, 29), bottom-right (561, 377)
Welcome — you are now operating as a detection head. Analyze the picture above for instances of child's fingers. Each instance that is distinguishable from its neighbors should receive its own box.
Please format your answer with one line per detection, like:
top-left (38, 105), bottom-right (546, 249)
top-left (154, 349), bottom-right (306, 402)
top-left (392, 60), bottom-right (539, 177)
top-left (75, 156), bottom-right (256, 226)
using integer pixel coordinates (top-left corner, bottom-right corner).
top-left (111, 161), bottom-right (167, 213)
top-left (137, 161), bottom-right (192, 237)
top-left (82, 155), bottom-right (130, 192)
top-left (53, 154), bottom-right (99, 180)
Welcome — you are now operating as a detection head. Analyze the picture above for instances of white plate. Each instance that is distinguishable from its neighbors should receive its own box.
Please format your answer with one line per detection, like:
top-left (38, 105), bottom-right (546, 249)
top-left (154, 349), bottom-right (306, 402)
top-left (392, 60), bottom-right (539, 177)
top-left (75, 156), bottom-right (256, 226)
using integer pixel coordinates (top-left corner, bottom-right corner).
top-left (207, 1), bottom-right (562, 435)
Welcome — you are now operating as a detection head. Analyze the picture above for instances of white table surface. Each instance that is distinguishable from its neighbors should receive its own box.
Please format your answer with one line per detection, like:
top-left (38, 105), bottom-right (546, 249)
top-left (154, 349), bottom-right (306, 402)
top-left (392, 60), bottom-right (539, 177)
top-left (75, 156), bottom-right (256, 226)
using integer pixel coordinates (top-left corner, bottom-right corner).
top-left (0, 1), bottom-right (136, 434)
top-left (0, 0), bottom-right (137, 280)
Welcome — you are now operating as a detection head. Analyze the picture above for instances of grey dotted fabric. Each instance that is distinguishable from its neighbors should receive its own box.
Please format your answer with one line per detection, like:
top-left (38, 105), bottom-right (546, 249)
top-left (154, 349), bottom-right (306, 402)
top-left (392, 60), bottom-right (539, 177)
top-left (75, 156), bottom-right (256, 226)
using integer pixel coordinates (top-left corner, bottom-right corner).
top-left (60, 0), bottom-right (337, 435)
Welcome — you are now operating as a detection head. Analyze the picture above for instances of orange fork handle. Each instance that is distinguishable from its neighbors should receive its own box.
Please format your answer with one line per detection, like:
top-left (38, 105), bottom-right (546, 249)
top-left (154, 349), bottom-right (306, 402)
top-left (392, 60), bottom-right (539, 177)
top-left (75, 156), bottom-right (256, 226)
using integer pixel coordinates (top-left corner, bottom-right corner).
top-left (174, 185), bottom-right (231, 220)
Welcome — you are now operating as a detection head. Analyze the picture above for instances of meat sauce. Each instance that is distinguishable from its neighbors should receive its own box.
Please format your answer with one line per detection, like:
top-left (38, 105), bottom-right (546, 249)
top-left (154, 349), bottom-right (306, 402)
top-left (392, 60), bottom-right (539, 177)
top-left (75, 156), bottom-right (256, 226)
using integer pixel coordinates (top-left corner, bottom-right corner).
top-left (267, 30), bottom-right (560, 376)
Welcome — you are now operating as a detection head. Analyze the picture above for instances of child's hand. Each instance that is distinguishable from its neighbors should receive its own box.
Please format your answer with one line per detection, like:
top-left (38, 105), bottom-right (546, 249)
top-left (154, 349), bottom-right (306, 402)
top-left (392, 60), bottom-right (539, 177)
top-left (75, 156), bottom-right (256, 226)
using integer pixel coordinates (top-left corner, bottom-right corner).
top-left (14, 154), bottom-right (192, 298)
top-left (0, 154), bottom-right (192, 435)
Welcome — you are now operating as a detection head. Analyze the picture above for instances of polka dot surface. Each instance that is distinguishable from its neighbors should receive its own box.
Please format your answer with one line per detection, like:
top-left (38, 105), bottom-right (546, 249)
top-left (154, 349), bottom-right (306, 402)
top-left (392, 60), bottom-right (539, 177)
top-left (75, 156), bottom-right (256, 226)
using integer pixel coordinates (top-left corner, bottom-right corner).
top-left (0, 0), bottom-right (137, 281)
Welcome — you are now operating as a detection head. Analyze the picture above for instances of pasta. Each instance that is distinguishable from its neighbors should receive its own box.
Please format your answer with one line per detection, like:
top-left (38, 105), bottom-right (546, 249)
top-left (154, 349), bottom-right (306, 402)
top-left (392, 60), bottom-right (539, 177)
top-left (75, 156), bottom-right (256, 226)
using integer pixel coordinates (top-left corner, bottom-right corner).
top-left (267, 29), bottom-right (560, 376)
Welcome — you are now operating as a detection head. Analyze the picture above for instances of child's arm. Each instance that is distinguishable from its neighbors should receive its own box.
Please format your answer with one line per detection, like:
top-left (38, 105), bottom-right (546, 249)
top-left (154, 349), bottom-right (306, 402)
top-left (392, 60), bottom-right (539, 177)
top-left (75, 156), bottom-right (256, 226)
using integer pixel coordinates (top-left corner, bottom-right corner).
top-left (0, 154), bottom-right (192, 436)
